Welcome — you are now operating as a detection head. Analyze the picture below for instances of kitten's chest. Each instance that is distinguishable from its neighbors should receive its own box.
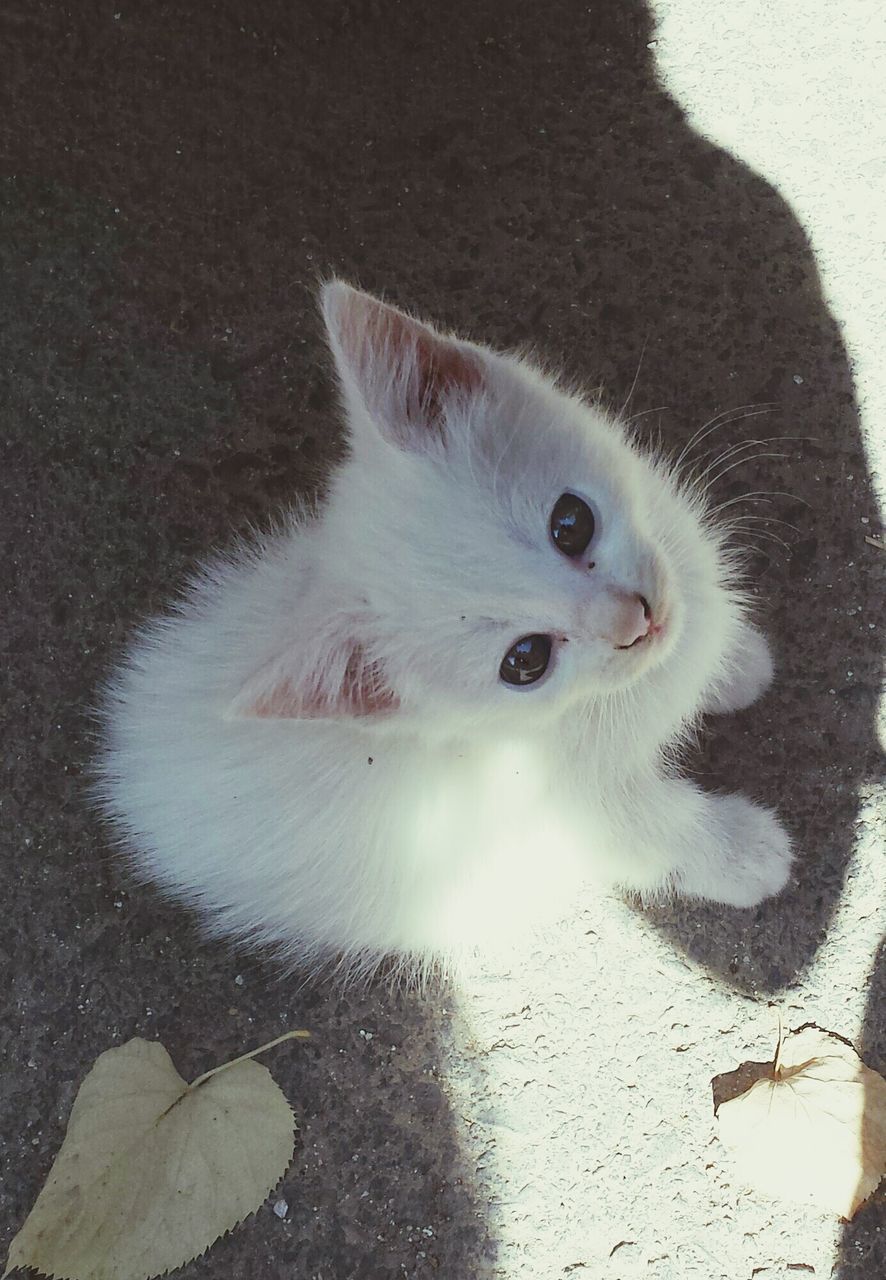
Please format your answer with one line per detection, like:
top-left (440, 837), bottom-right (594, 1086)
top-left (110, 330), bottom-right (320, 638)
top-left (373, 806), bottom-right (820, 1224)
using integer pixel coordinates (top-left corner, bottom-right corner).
top-left (386, 730), bottom-right (586, 864)
top-left (366, 731), bottom-right (594, 949)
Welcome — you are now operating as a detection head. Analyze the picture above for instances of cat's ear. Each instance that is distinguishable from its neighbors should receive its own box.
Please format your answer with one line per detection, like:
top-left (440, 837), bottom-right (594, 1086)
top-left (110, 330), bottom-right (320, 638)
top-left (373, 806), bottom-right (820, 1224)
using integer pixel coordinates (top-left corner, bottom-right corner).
top-left (320, 279), bottom-right (483, 450)
top-left (229, 638), bottom-right (399, 720)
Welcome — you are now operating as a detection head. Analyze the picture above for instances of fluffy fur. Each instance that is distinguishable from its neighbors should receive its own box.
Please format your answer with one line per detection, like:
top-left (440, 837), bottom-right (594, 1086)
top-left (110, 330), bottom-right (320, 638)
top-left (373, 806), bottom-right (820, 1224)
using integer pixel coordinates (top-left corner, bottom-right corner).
top-left (95, 282), bottom-right (793, 979)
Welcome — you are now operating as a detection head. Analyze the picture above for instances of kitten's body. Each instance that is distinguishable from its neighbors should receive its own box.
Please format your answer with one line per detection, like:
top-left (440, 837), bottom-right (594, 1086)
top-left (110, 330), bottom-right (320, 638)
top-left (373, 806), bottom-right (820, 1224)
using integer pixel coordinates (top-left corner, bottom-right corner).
top-left (96, 283), bottom-right (792, 976)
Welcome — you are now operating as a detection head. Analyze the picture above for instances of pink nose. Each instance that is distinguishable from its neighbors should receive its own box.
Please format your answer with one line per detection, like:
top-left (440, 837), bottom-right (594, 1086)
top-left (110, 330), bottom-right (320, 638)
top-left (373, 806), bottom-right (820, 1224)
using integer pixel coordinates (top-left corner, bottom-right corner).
top-left (610, 593), bottom-right (652, 649)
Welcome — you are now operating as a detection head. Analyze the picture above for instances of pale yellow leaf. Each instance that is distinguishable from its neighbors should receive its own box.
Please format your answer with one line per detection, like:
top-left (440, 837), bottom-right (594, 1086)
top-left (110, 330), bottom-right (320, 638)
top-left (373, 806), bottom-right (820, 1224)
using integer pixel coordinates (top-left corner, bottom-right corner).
top-left (716, 1026), bottom-right (886, 1219)
top-left (4, 1037), bottom-right (296, 1280)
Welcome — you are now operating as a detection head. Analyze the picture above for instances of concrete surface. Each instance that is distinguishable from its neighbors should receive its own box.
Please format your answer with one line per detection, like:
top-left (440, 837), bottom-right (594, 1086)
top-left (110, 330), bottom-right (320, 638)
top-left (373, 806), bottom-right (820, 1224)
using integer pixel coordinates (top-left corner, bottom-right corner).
top-left (1, 2), bottom-right (883, 1278)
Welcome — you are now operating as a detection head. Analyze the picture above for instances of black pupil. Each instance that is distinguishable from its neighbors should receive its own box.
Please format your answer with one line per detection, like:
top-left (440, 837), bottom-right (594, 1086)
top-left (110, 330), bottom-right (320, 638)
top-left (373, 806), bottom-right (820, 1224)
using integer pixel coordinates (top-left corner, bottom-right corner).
top-left (500, 634), bottom-right (552, 687)
top-left (550, 492), bottom-right (595, 557)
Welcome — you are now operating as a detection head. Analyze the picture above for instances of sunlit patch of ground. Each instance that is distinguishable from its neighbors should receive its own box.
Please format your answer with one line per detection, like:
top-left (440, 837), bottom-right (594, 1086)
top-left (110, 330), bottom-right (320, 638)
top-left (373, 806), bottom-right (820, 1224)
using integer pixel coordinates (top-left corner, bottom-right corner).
top-left (440, 797), bottom-right (882, 1277)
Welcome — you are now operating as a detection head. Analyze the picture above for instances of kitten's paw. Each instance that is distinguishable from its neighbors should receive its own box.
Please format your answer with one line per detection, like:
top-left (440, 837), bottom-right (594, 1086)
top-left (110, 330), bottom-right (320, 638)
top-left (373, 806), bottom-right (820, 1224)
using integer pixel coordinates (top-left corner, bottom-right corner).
top-left (703, 624), bottom-right (774, 715)
top-left (679, 794), bottom-right (793, 908)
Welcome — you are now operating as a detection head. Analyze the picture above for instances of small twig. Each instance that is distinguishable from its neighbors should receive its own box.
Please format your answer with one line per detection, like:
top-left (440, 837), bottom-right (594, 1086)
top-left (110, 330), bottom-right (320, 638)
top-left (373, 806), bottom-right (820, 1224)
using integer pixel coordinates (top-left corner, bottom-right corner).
top-left (773, 1009), bottom-right (785, 1078)
top-left (189, 1030), bottom-right (311, 1090)
top-left (864, 534), bottom-right (886, 551)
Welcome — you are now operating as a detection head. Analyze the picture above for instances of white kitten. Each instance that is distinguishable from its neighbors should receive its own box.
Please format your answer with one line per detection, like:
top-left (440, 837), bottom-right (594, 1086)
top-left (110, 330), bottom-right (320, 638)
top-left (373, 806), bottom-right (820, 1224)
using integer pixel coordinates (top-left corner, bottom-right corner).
top-left (95, 281), bottom-right (793, 979)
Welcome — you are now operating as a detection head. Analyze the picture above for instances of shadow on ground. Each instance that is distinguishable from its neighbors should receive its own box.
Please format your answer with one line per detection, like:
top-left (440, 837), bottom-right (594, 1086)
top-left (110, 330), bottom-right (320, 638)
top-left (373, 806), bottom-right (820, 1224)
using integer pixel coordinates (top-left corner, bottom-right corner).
top-left (1, 1), bottom-right (882, 1275)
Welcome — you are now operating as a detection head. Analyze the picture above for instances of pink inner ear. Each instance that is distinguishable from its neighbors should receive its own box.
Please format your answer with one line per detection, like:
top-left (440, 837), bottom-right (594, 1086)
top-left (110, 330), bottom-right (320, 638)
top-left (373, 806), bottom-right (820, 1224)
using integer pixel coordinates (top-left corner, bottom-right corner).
top-left (324, 282), bottom-right (482, 443)
top-left (412, 331), bottom-right (482, 425)
top-left (237, 643), bottom-right (399, 720)
top-left (338, 647), bottom-right (400, 716)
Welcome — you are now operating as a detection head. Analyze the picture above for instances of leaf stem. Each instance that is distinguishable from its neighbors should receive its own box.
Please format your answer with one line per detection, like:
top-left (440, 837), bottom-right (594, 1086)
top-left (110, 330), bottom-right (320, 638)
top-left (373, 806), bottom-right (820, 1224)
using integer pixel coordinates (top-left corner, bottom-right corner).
top-left (189, 1029), bottom-right (311, 1090)
top-left (773, 1008), bottom-right (785, 1078)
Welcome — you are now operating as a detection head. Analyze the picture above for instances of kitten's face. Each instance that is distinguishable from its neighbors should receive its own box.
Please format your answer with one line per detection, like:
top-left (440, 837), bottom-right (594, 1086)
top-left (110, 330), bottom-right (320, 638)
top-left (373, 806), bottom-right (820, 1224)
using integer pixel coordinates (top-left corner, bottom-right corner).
top-left (315, 282), bottom-right (729, 732)
top-left (340, 382), bottom-right (690, 726)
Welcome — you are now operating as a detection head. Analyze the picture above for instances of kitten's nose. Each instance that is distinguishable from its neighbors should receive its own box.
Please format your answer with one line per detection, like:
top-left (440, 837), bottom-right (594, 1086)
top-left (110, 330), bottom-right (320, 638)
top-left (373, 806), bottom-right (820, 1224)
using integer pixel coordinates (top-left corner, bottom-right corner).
top-left (609, 592), bottom-right (652, 649)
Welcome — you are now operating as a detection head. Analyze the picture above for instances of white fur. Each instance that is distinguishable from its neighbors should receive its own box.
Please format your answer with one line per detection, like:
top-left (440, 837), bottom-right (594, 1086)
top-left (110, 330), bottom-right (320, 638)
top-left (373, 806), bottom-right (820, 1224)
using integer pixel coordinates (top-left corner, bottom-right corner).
top-left (94, 282), bottom-right (793, 979)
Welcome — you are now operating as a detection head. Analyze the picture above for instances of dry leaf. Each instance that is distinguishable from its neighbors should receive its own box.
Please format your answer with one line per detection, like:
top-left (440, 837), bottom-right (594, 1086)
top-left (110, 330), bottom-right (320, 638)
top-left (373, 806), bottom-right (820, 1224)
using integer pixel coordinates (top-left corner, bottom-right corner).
top-left (715, 1025), bottom-right (886, 1219)
top-left (4, 1036), bottom-right (299, 1280)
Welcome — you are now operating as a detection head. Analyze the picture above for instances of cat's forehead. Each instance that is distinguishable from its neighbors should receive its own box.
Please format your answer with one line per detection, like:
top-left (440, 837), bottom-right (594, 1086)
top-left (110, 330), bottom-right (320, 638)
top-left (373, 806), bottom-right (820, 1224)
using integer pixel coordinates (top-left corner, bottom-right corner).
top-left (459, 374), bottom-right (642, 527)
top-left (402, 436), bottom-right (643, 609)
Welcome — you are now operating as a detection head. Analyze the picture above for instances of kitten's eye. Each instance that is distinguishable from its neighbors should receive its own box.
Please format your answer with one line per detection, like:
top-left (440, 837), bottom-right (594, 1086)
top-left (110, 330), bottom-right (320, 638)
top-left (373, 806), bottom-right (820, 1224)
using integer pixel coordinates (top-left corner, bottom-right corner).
top-left (550, 492), bottom-right (595, 557)
top-left (499, 634), bottom-right (552, 687)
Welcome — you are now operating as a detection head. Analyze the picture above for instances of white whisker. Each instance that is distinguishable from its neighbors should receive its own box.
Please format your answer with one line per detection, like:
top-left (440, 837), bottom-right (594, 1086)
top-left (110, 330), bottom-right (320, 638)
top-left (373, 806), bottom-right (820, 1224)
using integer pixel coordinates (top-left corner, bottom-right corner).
top-left (673, 403), bottom-right (778, 471)
top-left (619, 336), bottom-right (649, 417)
top-left (688, 434), bottom-right (805, 488)
top-left (722, 514), bottom-right (801, 536)
top-left (625, 404), bottom-right (668, 425)
top-left (709, 489), bottom-right (811, 514)
top-left (696, 451), bottom-right (790, 494)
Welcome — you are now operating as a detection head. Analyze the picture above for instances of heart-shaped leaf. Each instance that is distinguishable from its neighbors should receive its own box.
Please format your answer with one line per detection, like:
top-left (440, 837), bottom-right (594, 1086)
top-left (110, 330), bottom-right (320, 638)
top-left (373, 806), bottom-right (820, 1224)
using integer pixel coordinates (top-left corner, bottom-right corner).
top-left (4, 1037), bottom-right (297, 1280)
top-left (715, 1025), bottom-right (886, 1219)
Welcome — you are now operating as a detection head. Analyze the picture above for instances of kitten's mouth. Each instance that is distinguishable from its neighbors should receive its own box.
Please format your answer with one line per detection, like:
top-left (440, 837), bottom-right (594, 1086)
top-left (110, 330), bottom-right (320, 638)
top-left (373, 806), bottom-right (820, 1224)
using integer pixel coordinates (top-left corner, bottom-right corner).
top-left (617, 627), bottom-right (666, 651)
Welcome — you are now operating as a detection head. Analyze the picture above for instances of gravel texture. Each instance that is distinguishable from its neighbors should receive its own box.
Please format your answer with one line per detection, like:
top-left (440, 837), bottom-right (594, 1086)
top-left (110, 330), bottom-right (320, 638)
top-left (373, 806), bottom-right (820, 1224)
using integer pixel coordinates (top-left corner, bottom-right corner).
top-left (1, 2), bottom-right (883, 1278)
